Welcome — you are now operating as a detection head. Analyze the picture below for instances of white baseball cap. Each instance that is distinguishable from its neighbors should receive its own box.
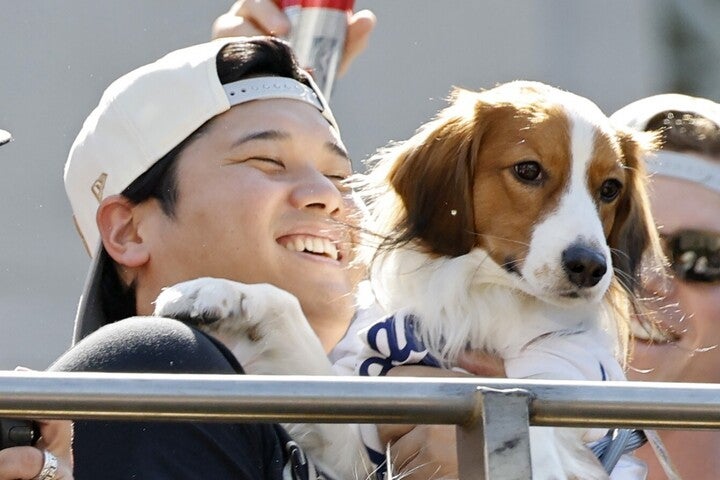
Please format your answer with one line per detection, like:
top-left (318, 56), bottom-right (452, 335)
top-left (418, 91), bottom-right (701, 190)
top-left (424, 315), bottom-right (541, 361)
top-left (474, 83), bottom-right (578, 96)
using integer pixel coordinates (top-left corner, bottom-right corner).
top-left (611, 93), bottom-right (720, 132)
top-left (611, 93), bottom-right (720, 194)
top-left (65, 37), bottom-right (339, 342)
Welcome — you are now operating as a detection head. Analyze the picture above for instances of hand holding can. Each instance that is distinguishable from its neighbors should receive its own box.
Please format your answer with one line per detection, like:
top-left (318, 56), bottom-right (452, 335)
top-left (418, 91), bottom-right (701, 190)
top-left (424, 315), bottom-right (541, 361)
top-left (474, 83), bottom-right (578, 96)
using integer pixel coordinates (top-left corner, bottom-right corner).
top-left (281, 0), bottom-right (355, 99)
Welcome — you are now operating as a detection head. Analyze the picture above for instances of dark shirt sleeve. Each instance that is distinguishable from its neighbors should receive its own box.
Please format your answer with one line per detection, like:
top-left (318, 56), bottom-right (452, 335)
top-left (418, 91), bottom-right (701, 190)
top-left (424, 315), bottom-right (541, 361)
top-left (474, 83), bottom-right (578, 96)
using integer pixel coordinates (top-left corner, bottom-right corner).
top-left (50, 317), bottom-right (290, 480)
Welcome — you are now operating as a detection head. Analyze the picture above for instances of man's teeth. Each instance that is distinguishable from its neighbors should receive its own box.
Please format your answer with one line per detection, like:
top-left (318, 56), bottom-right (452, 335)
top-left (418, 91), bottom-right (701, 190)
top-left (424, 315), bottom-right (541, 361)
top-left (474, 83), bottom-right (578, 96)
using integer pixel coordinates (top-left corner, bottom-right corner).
top-left (284, 236), bottom-right (339, 260)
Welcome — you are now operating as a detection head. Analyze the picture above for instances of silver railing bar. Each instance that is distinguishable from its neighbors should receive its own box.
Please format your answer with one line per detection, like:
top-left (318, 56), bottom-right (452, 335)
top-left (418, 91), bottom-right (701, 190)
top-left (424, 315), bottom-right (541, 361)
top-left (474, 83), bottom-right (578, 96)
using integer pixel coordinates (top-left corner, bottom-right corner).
top-left (1, 371), bottom-right (720, 429)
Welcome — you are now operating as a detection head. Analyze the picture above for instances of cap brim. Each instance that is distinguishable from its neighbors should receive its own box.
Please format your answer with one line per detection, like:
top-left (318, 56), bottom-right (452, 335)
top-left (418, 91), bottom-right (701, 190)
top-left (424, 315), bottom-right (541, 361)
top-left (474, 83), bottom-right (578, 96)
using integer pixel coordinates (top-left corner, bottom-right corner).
top-left (72, 243), bottom-right (109, 344)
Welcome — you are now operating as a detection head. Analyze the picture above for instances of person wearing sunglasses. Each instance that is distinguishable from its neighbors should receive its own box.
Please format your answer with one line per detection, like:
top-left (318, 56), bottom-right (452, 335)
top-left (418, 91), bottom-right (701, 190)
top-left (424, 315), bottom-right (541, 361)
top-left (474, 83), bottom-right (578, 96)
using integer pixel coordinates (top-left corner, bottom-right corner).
top-left (611, 94), bottom-right (720, 479)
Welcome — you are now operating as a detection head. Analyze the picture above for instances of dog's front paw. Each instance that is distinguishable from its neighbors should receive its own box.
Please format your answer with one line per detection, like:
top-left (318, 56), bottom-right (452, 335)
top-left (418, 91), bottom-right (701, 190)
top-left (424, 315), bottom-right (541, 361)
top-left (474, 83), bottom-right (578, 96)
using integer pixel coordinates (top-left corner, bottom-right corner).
top-left (154, 277), bottom-right (331, 375)
top-left (153, 277), bottom-right (305, 341)
top-left (154, 277), bottom-right (245, 327)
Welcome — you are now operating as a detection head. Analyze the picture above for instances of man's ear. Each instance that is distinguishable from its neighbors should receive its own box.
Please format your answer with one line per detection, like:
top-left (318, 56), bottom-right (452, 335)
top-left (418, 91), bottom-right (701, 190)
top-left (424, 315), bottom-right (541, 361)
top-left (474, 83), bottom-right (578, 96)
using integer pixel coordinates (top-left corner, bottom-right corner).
top-left (96, 195), bottom-right (150, 268)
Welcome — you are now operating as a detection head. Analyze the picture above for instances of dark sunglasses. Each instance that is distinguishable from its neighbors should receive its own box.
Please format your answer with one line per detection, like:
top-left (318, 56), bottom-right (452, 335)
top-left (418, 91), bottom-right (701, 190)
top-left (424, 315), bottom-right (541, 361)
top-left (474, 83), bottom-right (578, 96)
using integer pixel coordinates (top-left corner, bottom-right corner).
top-left (660, 229), bottom-right (720, 283)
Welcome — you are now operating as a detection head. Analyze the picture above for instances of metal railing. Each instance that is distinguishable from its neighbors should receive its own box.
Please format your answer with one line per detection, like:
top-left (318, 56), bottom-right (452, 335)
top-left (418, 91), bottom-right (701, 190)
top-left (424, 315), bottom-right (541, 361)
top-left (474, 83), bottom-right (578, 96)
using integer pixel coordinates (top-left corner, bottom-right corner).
top-left (2, 371), bottom-right (718, 478)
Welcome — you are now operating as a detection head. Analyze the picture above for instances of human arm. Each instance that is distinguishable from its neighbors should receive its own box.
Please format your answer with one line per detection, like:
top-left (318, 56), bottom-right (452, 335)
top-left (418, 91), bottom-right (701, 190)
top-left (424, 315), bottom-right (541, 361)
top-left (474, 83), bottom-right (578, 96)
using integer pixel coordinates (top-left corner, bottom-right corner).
top-left (0, 419), bottom-right (74, 480)
top-left (377, 353), bottom-right (506, 479)
top-left (49, 317), bottom-right (295, 480)
top-left (211, 0), bottom-right (376, 75)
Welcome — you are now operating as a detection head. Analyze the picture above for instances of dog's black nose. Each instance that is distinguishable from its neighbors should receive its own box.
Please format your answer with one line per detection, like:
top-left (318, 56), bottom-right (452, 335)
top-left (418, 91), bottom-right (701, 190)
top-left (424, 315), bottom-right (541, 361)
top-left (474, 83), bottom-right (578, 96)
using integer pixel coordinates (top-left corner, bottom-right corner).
top-left (562, 245), bottom-right (607, 288)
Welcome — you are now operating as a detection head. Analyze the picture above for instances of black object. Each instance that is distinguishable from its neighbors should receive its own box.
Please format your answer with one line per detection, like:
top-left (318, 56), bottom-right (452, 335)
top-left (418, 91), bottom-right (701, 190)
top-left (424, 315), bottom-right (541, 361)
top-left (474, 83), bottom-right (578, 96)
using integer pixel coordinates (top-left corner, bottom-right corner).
top-left (661, 229), bottom-right (720, 283)
top-left (0, 418), bottom-right (39, 449)
top-left (51, 317), bottom-right (328, 479)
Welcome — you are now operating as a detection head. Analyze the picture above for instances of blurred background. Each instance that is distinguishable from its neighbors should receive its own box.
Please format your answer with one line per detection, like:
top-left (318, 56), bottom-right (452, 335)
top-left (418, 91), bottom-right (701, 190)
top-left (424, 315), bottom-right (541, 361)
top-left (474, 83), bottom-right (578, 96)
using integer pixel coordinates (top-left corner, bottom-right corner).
top-left (0, 0), bottom-right (718, 369)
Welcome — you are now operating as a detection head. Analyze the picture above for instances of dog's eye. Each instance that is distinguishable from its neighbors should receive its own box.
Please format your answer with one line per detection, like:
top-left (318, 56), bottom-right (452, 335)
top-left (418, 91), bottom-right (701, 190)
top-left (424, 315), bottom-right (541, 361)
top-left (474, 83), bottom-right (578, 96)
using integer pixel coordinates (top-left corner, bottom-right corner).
top-left (599, 179), bottom-right (622, 202)
top-left (514, 161), bottom-right (543, 183)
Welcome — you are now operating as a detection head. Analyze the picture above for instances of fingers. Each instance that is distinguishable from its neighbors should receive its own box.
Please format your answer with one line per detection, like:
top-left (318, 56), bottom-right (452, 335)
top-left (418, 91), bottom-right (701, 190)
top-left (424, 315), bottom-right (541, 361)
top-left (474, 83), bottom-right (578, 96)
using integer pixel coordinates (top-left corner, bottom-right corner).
top-left (212, 14), bottom-right (266, 39)
top-left (457, 351), bottom-right (506, 377)
top-left (338, 9), bottom-right (376, 76)
top-left (385, 365), bottom-right (468, 378)
top-left (1, 370), bottom-right (74, 478)
top-left (388, 431), bottom-right (421, 478)
top-left (389, 425), bottom-right (458, 480)
top-left (377, 423), bottom-right (414, 446)
top-left (211, 2), bottom-right (375, 78)
top-left (0, 445), bottom-right (74, 480)
top-left (0, 446), bottom-right (44, 480)
top-left (35, 419), bottom-right (73, 468)
top-left (212, 0), bottom-right (290, 39)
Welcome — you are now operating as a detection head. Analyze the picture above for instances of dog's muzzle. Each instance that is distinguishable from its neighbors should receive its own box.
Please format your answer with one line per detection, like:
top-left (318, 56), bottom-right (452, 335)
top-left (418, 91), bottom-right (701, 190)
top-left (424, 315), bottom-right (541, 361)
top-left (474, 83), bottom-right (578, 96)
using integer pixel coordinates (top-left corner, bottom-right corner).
top-left (562, 245), bottom-right (607, 288)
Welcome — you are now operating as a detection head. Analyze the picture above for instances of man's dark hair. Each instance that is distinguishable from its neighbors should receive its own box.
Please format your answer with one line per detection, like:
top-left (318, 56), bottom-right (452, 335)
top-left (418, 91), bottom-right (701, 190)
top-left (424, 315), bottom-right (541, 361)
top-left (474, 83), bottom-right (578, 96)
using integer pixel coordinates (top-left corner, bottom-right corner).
top-left (122, 37), bottom-right (311, 216)
top-left (644, 110), bottom-right (720, 157)
top-left (102, 37), bottom-right (311, 322)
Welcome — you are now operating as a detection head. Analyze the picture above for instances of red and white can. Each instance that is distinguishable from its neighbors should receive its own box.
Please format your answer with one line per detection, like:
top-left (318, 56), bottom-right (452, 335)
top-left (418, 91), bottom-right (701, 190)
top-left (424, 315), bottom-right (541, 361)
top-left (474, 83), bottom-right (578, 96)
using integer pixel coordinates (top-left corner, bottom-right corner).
top-left (281, 0), bottom-right (354, 99)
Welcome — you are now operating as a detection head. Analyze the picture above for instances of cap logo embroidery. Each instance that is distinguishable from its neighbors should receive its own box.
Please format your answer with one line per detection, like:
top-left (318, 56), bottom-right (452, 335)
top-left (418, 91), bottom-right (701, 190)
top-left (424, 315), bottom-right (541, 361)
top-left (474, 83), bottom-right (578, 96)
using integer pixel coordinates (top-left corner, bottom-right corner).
top-left (72, 215), bottom-right (91, 256)
top-left (91, 173), bottom-right (108, 202)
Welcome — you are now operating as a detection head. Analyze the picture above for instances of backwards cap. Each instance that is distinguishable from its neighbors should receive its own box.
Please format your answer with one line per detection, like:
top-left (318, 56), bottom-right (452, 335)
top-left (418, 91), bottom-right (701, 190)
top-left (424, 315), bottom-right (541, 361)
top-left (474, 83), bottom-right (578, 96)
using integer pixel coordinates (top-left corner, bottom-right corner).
top-left (611, 93), bottom-right (720, 194)
top-left (65, 37), bottom-right (338, 256)
top-left (64, 37), bottom-right (339, 342)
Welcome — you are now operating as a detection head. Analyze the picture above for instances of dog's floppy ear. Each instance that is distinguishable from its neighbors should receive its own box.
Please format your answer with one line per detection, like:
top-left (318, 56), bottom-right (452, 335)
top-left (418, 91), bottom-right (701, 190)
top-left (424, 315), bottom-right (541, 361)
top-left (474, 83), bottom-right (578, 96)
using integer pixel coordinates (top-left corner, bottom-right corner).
top-left (608, 128), bottom-right (663, 290)
top-left (383, 89), bottom-right (493, 257)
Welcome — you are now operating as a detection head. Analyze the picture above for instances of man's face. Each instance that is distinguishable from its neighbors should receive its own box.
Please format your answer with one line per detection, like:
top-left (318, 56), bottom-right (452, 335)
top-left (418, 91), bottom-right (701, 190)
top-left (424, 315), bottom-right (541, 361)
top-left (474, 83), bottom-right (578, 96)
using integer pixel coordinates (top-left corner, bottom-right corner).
top-left (644, 173), bottom-right (720, 350)
top-left (138, 99), bottom-right (356, 329)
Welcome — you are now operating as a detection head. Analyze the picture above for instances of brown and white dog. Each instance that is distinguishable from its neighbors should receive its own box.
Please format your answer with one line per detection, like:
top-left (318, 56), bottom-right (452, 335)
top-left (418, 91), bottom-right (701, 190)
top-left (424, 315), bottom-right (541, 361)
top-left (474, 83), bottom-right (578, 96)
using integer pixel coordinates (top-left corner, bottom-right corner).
top-left (355, 80), bottom-right (664, 479)
top-left (153, 80), bottom-right (664, 479)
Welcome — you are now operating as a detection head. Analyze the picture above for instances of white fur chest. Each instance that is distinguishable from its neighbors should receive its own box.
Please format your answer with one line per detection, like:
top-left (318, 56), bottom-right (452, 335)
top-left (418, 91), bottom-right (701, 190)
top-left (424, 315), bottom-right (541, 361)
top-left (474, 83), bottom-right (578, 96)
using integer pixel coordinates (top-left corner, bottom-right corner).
top-left (371, 247), bottom-right (624, 382)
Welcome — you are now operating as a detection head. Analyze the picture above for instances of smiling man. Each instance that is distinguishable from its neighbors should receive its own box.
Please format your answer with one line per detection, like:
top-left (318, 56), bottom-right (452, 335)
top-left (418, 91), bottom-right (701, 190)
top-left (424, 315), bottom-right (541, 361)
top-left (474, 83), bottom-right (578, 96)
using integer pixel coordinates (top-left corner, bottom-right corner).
top-left (52, 37), bottom-right (363, 480)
